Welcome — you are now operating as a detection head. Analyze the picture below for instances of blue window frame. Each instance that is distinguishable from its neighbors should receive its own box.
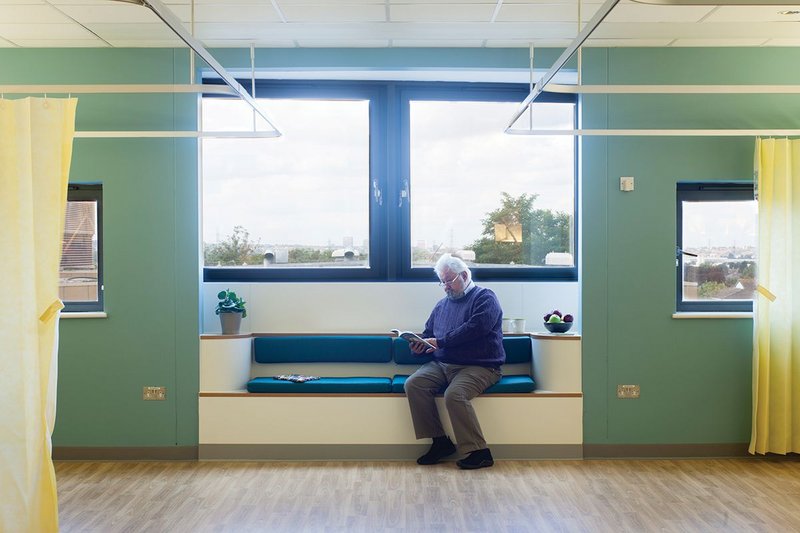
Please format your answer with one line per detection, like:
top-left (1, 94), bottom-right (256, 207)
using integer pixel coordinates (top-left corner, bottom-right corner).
top-left (202, 80), bottom-right (577, 283)
top-left (676, 182), bottom-right (756, 313)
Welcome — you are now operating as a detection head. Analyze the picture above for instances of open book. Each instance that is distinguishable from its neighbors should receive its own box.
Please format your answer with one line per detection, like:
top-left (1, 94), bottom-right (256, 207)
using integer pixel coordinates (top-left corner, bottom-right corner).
top-left (391, 329), bottom-right (436, 350)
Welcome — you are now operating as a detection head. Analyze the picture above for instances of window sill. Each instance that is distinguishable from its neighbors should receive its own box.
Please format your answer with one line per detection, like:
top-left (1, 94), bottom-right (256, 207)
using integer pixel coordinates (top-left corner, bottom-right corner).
top-left (61, 312), bottom-right (107, 319)
top-left (672, 312), bottom-right (752, 319)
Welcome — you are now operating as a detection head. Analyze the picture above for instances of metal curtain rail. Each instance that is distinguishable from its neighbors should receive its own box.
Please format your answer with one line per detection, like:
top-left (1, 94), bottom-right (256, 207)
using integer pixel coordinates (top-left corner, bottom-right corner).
top-left (111, 0), bottom-right (281, 137)
top-left (543, 84), bottom-right (800, 94)
top-left (505, 129), bottom-right (800, 136)
top-left (0, 84), bottom-right (236, 95)
top-left (74, 131), bottom-right (280, 138)
top-left (505, 0), bottom-right (622, 131)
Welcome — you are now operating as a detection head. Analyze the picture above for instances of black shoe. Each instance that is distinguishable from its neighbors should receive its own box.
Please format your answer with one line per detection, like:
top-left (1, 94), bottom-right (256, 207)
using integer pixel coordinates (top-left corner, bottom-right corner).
top-left (456, 448), bottom-right (494, 470)
top-left (417, 436), bottom-right (457, 465)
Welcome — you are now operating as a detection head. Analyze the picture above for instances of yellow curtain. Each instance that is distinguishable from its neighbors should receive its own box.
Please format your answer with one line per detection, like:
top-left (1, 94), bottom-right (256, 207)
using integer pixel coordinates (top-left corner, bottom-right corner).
top-left (750, 137), bottom-right (800, 455)
top-left (0, 97), bottom-right (77, 531)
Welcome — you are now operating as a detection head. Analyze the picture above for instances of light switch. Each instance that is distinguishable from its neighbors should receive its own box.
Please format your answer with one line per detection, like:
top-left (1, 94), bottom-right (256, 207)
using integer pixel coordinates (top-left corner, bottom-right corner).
top-left (620, 176), bottom-right (634, 192)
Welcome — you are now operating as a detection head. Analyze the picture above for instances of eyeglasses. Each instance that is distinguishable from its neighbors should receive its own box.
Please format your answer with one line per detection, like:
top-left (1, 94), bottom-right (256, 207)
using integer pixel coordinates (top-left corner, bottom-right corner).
top-left (438, 272), bottom-right (462, 287)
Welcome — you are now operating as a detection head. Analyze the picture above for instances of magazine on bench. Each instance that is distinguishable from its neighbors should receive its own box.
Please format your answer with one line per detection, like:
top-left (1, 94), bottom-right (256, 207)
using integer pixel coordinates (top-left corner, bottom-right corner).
top-left (390, 329), bottom-right (436, 350)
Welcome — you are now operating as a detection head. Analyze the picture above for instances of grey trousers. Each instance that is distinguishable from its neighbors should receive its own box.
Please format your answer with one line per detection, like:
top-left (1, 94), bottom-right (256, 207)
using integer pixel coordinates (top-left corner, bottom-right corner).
top-left (404, 361), bottom-right (501, 455)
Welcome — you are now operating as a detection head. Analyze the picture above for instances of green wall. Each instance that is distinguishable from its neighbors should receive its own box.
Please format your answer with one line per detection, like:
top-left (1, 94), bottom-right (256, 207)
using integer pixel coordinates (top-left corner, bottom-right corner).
top-left (3, 46), bottom-right (797, 451)
top-left (0, 49), bottom-right (200, 447)
top-left (582, 47), bottom-right (800, 445)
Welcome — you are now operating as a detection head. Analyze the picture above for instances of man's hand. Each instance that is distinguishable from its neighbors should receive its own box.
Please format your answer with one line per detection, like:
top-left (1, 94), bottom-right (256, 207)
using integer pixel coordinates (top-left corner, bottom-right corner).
top-left (410, 338), bottom-right (438, 354)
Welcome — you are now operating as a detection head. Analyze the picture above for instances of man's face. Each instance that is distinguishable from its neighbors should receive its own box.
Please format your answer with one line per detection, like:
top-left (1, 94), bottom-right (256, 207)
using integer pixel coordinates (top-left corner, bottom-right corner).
top-left (439, 269), bottom-right (466, 300)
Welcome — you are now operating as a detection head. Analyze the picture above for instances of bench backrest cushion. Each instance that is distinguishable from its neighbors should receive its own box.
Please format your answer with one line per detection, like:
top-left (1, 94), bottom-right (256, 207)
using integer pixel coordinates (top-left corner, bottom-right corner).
top-left (502, 336), bottom-right (533, 364)
top-left (392, 338), bottom-right (432, 365)
top-left (392, 336), bottom-right (532, 364)
top-left (254, 336), bottom-right (393, 364)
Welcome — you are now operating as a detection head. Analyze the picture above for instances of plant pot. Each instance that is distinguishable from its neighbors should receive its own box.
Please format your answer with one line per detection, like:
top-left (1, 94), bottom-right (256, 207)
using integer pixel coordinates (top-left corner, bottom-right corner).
top-left (219, 312), bottom-right (243, 335)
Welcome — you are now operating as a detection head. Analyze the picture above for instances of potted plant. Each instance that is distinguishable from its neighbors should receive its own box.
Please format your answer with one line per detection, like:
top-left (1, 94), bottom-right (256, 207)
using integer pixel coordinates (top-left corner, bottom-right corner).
top-left (215, 289), bottom-right (247, 334)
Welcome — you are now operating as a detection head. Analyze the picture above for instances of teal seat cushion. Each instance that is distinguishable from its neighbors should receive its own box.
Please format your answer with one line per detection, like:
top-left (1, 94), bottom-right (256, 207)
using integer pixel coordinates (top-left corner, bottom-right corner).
top-left (485, 375), bottom-right (536, 393)
top-left (254, 336), bottom-right (393, 364)
top-left (391, 374), bottom-right (535, 394)
top-left (247, 376), bottom-right (392, 393)
top-left (393, 336), bottom-right (531, 364)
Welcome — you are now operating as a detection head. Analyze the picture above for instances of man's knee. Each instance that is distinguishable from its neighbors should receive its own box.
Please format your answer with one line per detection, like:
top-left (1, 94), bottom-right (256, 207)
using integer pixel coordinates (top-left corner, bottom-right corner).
top-left (444, 386), bottom-right (469, 408)
top-left (404, 373), bottom-right (424, 395)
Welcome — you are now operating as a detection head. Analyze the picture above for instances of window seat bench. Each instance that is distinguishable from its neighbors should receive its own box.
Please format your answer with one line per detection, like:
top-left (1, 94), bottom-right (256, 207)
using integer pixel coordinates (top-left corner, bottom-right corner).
top-left (199, 332), bottom-right (582, 461)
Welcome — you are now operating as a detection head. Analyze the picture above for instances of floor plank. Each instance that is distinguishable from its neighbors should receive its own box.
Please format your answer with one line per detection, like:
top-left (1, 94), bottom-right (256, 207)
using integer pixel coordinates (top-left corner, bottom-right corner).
top-left (56, 458), bottom-right (800, 532)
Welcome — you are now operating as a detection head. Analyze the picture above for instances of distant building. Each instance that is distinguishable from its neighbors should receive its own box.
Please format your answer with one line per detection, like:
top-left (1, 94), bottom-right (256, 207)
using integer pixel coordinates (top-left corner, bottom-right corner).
top-left (545, 252), bottom-right (574, 266)
top-left (61, 202), bottom-right (96, 270)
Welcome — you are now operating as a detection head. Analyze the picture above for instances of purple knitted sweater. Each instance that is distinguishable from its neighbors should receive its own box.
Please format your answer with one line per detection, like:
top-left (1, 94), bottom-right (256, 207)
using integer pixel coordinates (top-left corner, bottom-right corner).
top-left (421, 285), bottom-right (506, 368)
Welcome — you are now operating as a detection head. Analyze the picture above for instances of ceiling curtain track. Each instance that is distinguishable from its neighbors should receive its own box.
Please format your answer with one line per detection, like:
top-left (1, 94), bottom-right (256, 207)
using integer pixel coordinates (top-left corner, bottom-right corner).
top-left (505, 0), bottom-right (800, 137)
top-left (0, 0), bottom-right (279, 139)
top-left (110, 0), bottom-right (280, 137)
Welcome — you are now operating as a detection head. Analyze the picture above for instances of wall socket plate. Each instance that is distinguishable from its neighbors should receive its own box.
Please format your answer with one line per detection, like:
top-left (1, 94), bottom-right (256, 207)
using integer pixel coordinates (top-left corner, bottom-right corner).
top-left (143, 386), bottom-right (166, 401)
top-left (617, 384), bottom-right (640, 399)
top-left (620, 176), bottom-right (635, 192)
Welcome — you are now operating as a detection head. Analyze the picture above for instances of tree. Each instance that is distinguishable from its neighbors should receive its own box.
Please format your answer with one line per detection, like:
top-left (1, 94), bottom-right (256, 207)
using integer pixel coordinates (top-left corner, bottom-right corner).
top-left (468, 193), bottom-right (572, 266)
top-left (204, 226), bottom-right (262, 266)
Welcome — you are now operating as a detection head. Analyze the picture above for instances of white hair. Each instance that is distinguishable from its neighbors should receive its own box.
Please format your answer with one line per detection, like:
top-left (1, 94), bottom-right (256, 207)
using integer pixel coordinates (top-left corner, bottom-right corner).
top-left (434, 253), bottom-right (472, 283)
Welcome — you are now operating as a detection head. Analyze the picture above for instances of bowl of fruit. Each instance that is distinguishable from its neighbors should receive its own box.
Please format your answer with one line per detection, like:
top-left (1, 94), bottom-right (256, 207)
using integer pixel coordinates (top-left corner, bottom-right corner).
top-left (543, 310), bottom-right (574, 333)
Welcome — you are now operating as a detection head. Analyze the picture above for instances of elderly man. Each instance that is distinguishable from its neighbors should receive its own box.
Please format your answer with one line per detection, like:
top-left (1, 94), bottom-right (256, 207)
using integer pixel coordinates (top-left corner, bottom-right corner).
top-left (404, 254), bottom-right (505, 470)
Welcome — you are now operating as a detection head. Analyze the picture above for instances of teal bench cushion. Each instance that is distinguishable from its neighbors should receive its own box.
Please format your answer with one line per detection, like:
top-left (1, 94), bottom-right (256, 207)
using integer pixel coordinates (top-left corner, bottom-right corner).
top-left (391, 374), bottom-right (535, 394)
top-left (392, 336), bottom-right (532, 364)
top-left (502, 337), bottom-right (533, 364)
top-left (392, 338), bottom-right (433, 364)
top-left (254, 336), bottom-right (393, 364)
top-left (247, 376), bottom-right (392, 393)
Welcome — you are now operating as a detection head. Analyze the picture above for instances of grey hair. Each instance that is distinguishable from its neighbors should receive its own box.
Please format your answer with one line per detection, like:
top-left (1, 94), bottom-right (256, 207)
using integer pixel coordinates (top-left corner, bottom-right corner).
top-left (434, 253), bottom-right (472, 283)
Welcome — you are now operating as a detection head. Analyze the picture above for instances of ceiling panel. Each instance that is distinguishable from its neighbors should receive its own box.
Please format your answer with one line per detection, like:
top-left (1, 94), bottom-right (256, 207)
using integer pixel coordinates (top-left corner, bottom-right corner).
top-left (281, 4), bottom-right (387, 22)
top-left (0, 22), bottom-right (96, 39)
top-left (765, 38), bottom-right (800, 45)
top-left (12, 38), bottom-right (106, 46)
top-left (495, 3), bottom-right (588, 22)
top-left (54, 4), bottom-right (171, 23)
top-left (584, 37), bottom-right (676, 46)
top-left (278, 0), bottom-right (384, 4)
top-left (672, 37), bottom-right (768, 46)
top-left (604, 4), bottom-right (714, 22)
top-left (0, 4), bottom-right (73, 22)
top-left (103, 38), bottom-right (188, 46)
top-left (390, 3), bottom-right (495, 22)
top-left (704, 5), bottom-right (800, 22)
top-left (0, 0), bottom-right (796, 48)
top-left (192, 5), bottom-right (283, 22)
top-left (391, 39), bottom-right (486, 46)
top-left (295, 38), bottom-right (391, 46)
top-left (86, 22), bottom-right (182, 40)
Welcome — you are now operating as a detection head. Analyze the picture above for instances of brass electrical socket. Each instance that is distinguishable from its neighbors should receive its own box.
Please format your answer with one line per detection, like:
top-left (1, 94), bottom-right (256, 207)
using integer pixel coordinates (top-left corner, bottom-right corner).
top-left (617, 384), bottom-right (640, 399)
top-left (143, 386), bottom-right (167, 400)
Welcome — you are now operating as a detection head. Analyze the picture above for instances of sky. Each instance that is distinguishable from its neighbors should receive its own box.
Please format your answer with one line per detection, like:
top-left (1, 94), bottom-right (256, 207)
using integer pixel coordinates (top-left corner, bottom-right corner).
top-left (682, 201), bottom-right (757, 249)
top-left (201, 96), bottom-right (574, 250)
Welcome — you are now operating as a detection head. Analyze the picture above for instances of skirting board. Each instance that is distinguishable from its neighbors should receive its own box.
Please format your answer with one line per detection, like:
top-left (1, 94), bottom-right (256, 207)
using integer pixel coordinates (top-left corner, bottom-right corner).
top-left (583, 443), bottom-right (751, 458)
top-left (199, 444), bottom-right (583, 461)
top-left (54, 446), bottom-right (199, 461)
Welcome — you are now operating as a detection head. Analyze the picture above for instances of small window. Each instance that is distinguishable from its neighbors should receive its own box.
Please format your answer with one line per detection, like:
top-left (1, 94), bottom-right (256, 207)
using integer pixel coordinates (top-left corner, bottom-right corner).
top-left (60, 184), bottom-right (103, 312)
top-left (676, 182), bottom-right (755, 313)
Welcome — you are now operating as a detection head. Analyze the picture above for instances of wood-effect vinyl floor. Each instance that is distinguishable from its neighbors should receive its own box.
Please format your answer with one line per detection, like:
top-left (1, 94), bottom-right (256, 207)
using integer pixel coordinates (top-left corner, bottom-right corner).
top-left (56, 458), bottom-right (800, 533)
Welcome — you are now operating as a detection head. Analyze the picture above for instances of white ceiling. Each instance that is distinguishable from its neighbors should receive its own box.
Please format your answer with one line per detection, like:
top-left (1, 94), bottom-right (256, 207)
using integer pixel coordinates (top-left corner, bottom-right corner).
top-left (0, 0), bottom-right (798, 48)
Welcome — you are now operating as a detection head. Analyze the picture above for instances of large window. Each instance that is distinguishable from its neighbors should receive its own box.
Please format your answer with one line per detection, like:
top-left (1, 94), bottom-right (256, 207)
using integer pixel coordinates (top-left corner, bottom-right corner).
top-left (676, 182), bottom-right (756, 313)
top-left (60, 184), bottom-right (103, 312)
top-left (202, 81), bottom-right (576, 282)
